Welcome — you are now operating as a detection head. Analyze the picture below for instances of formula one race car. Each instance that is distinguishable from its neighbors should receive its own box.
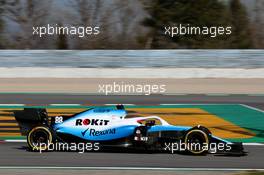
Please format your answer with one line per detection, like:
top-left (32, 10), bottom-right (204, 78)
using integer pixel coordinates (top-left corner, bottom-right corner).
top-left (14, 105), bottom-right (245, 155)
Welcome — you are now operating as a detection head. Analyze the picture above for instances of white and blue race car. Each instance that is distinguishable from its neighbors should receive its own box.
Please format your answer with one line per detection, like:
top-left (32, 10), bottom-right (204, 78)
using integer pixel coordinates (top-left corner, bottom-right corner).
top-left (14, 105), bottom-right (245, 155)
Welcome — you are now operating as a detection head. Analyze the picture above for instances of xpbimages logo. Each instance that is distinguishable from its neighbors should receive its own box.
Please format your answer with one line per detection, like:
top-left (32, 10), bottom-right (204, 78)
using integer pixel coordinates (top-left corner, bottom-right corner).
top-left (98, 82), bottom-right (166, 95)
top-left (32, 142), bottom-right (100, 153)
top-left (164, 140), bottom-right (232, 154)
top-left (32, 24), bottom-right (100, 38)
top-left (164, 24), bottom-right (232, 38)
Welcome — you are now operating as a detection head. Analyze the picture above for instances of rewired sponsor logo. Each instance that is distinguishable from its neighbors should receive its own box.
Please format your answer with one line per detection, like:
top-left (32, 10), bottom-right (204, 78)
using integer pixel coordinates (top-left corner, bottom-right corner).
top-left (75, 119), bottom-right (110, 126)
top-left (90, 128), bottom-right (116, 136)
top-left (81, 128), bottom-right (116, 137)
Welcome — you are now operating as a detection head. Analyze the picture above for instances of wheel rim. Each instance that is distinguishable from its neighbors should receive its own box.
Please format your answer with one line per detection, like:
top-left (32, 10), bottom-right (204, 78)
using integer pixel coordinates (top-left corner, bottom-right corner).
top-left (185, 130), bottom-right (209, 154)
top-left (28, 127), bottom-right (52, 150)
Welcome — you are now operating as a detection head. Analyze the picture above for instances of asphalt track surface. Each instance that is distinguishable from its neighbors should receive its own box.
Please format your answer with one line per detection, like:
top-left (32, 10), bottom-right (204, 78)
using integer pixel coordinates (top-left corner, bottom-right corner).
top-left (0, 94), bottom-right (263, 169)
top-left (0, 143), bottom-right (263, 169)
top-left (0, 94), bottom-right (263, 109)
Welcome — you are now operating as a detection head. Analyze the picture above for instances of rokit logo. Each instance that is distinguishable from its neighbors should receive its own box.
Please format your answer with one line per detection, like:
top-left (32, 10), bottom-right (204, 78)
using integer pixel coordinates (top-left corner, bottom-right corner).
top-left (75, 119), bottom-right (110, 126)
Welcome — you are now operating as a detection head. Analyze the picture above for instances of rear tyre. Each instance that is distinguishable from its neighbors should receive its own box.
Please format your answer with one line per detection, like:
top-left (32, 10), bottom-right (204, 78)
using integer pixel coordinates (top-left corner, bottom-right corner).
top-left (184, 127), bottom-right (210, 155)
top-left (27, 126), bottom-right (53, 151)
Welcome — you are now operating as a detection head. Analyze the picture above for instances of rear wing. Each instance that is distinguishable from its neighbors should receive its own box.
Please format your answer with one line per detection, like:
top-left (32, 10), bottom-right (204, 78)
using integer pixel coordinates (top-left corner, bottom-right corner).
top-left (14, 108), bottom-right (49, 135)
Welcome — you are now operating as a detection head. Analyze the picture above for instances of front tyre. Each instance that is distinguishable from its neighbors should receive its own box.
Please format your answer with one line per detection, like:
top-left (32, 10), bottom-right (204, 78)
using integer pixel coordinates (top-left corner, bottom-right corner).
top-left (27, 126), bottom-right (53, 151)
top-left (184, 128), bottom-right (210, 155)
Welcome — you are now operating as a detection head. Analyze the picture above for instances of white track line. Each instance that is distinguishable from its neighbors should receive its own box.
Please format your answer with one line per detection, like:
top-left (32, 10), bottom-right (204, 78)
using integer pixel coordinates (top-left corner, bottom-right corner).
top-left (4, 140), bottom-right (27, 143)
top-left (50, 104), bottom-right (81, 106)
top-left (240, 104), bottom-right (264, 113)
top-left (105, 104), bottom-right (135, 106)
top-left (243, 143), bottom-right (264, 146)
top-left (160, 104), bottom-right (236, 105)
top-left (0, 104), bottom-right (25, 106)
top-left (0, 166), bottom-right (264, 171)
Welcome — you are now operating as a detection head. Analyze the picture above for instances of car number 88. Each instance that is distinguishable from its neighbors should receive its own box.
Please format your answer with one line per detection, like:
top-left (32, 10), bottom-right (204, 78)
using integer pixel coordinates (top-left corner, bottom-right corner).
top-left (55, 116), bottom-right (63, 123)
